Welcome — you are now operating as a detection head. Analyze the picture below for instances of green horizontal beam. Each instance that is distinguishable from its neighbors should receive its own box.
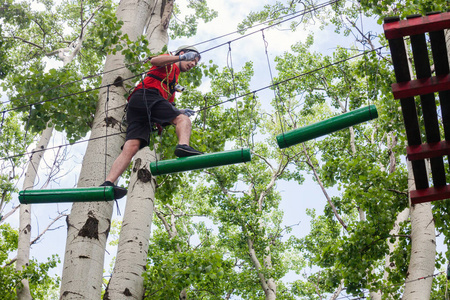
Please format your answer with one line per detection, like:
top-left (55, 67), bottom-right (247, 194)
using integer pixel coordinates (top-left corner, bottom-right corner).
top-left (150, 148), bottom-right (252, 176)
top-left (19, 186), bottom-right (115, 204)
top-left (276, 105), bottom-right (378, 149)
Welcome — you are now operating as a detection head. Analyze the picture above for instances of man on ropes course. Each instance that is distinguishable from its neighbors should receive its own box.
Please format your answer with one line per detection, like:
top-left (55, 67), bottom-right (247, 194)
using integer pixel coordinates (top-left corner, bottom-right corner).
top-left (101, 45), bottom-right (202, 193)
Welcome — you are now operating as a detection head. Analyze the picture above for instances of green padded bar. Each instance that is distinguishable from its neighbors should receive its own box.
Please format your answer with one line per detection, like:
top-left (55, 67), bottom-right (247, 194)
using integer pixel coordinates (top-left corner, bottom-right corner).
top-left (150, 148), bottom-right (252, 176)
top-left (19, 186), bottom-right (115, 204)
top-left (276, 105), bottom-right (378, 149)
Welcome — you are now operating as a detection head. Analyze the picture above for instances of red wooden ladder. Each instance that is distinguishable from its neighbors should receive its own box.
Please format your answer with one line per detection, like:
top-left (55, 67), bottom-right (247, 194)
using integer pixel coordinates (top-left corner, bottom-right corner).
top-left (384, 12), bottom-right (450, 204)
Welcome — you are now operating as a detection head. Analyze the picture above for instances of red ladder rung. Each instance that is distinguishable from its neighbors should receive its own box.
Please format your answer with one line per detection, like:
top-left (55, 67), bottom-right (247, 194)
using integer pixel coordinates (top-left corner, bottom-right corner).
top-left (410, 185), bottom-right (450, 204)
top-left (391, 74), bottom-right (450, 99)
top-left (384, 12), bottom-right (450, 39)
top-left (407, 141), bottom-right (450, 161)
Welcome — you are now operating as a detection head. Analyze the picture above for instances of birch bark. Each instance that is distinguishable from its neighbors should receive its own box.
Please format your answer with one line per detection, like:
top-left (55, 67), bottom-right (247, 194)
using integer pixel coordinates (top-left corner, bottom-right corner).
top-left (105, 1), bottom-right (169, 297)
top-left (251, 163), bottom-right (288, 300)
top-left (103, 150), bottom-right (157, 300)
top-left (370, 132), bottom-right (407, 300)
top-left (15, 6), bottom-right (96, 297)
top-left (402, 160), bottom-right (435, 300)
top-left (16, 126), bottom-right (53, 300)
top-left (60, 1), bottom-right (154, 298)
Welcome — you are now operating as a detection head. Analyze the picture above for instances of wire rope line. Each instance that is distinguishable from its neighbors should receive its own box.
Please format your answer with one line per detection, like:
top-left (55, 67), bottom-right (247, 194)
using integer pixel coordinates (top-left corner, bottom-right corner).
top-left (1, 70), bottom-right (145, 114)
top-left (226, 42), bottom-right (243, 148)
top-left (0, 46), bottom-right (384, 162)
top-left (142, 72), bottom-right (159, 169)
top-left (1, 131), bottom-right (124, 161)
top-left (261, 29), bottom-right (287, 144)
top-left (197, 46), bottom-right (385, 113)
top-left (0, 59), bottom-right (147, 106)
top-left (0, 0), bottom-right (339, 109)
top-left (199, 0), bottom-right (340, 55)
top-left (104, 85), bottom-right (110, 182)
top-left (0, 0), bottom-right (340, 115)
top-left (0, 111), bottom-right (5, 136)
top-left (189, 0), bottom-right (339, 49)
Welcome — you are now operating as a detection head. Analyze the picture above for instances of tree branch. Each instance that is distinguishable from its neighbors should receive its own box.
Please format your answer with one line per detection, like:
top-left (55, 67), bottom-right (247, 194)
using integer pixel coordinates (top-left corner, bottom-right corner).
top-left (7, 36), bottom-right (44, 50)
top-left (0, 205), bottom-right (19, 224)
top-left (251, 150), bottom-right (274, 171)
top-left (302, 145), bottom-right (348, 231)
top-left (329, 278), bottom-right (345, 300)
top-left (3, 212), bottom-right (67, 267)
top-left (257, 160), bottom-right (288, 211)
top-left (387, 189), bottom-right (408, 196)
top-left (247, 237), bottom-right (269, 291)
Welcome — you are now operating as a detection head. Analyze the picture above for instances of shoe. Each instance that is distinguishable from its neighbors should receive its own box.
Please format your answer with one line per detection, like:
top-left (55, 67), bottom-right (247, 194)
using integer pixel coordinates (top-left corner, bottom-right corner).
top-left (100, 181), bottom-right (127, 199)
top-left (174, 144), bottom-right (203, 158)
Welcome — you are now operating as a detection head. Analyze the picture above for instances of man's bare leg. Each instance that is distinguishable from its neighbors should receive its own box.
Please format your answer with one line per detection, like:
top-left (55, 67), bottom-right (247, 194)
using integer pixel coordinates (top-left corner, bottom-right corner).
top-left (172, 114), bottom-right (192, 145)
top-left (105, 139), bottom-right (141, 183)
top-left (172, 114), bottom-right (203, 157)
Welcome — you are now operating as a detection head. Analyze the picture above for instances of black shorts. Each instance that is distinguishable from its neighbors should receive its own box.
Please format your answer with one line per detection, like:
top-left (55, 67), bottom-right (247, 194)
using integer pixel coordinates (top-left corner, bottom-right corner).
top-left (126, 88), bottom-right (180, 148)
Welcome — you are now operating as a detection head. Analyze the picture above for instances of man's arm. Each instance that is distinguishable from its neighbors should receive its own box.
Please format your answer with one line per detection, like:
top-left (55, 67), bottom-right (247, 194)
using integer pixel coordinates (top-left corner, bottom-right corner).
top-left (150, 52), bottom-right (199, 66)
top-left (150, 55), bottom-right (179, 67)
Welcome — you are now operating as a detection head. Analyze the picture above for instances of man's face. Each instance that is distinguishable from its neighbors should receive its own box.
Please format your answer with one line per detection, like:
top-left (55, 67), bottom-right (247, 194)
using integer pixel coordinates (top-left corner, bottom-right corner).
top-left (179, 51), bottom-right (199, 72)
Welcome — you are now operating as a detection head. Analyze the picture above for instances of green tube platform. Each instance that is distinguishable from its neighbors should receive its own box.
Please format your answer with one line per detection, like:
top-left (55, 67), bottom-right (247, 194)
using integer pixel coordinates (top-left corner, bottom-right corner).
top-left (19, 186), bottom-right (115, 204)
top-left (276, 105), bottom-right (378, 149)
top-left (150, 148), bottom-right (252, 176)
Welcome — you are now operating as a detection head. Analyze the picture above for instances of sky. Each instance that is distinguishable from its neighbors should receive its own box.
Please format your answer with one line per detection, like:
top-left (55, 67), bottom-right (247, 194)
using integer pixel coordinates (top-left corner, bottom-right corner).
top-left (2, 0), bottom-right (447, 298)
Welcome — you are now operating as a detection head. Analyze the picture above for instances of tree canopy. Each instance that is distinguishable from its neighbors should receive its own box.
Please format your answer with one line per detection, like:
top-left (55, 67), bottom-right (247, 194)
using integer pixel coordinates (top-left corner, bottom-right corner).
top-left (1, 0), bottom-right (449, 299)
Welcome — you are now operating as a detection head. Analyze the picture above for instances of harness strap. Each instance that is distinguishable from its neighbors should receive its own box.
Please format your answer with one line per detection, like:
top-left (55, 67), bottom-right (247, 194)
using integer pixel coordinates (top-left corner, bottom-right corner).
top-left (146, 73), bottom-right (177, 95)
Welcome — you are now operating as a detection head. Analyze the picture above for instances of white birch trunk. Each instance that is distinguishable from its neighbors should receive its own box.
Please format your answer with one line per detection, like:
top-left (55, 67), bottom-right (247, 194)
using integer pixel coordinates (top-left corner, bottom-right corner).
top-left (384, 208), bottom-right (410, 278)
top-left (16, 13), bottom-right (86, 297)
top-left (263, 248), bottom-right (277, 300)
top-left (445, 29), bottom-right (450, 65)
top-left (104, 149), bottom-right (157, 300)
top-left (247, 238), bottom-right (276, 300)
top-left (370, 207), bottom-right (410, 300)
top-left (402, 160), bottom-right (435, 300)
top-left (16, 125), bottom-right (53, 300)
top-left (371, 132), bottom-right (406, 300)
top-left (60, 1), bottom-right (154, 298)
top-left (104, 1), bottom-right (169, 298)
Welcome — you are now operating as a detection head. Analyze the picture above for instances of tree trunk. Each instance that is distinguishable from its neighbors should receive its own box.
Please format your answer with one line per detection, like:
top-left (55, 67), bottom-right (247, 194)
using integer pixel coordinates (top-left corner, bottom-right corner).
top-left (370, 207), bottom-right (410, 300)
top-left (384, 208), bottom-right (409, 275)
top-left (105, 0), bottom-right (170, 298)
top-left (445, 29), bottom-right (450, 64)
top-left (263, 248), bottom-right (277, 300)
top-left (16, 126), bottom-right (53, 300)
top-left (370, 132), bottom-right (405, 300)
top-left (402, 160), bottom-right (435, 300)
top-left (103, 149), bottom-right (157, 300)
top-left (60, 1), bottom-right (154, 298)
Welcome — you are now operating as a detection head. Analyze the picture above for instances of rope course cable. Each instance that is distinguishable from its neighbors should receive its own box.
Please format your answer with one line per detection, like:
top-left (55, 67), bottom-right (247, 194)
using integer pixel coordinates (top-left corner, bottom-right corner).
top-left (226, 42), bottom-right (243, 148)
top-left (0, 46), bottom-right (384, 162)
top-left (1, 131), bottom-right (123, 161)
top-left (0, 0), bottom-right (371, 165)
top-left (190, 0), bottom-right (339, 50)
top-left (23, 105), bottom-right (32, 144)
top-left (142, 72), bottom-right (160, 172)
top-left (104, 85), bottom-right (110, 182)
top-left (0, 59), bottom-right (146, 106)
top-left (1, 71), bottom-right (141, 114)
top-left (0, 111), bottom-right (5, 136)
top-left (0, 0), bottom-right (340, 115)
top-left (0, 1), bottom-right (336, 107)
top-left (200, 0), bottom-right (340, 55)
top-left (197, 46), bottom-right (385, 112)
top-left (261, 29), bottom-right (287, 146)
